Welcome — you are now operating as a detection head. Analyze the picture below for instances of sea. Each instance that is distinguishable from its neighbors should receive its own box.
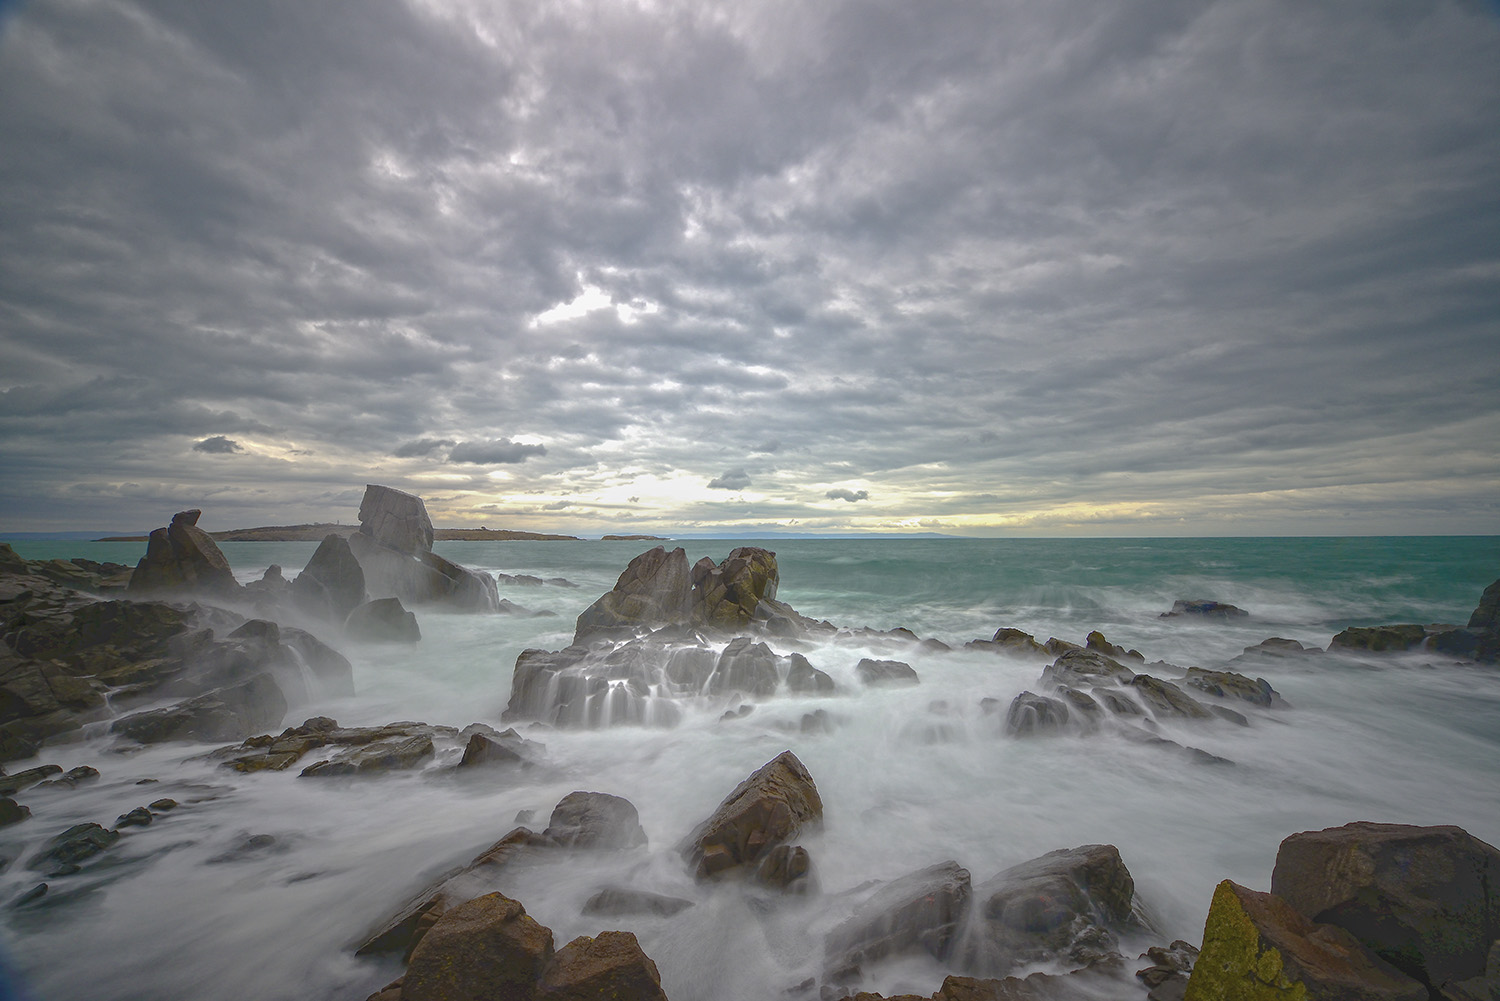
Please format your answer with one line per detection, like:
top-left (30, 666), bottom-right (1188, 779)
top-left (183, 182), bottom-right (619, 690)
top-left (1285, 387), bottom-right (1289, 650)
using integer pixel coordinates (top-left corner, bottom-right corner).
top-left (1, 536), bottom-right (1498, 1001)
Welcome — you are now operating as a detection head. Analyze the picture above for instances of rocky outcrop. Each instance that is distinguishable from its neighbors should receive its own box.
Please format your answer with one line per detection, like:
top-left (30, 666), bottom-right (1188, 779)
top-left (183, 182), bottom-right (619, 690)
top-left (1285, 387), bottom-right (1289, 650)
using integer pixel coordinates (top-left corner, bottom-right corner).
top-left (1271, 822), bottom-right (1500, 994)
top-left (541, 930), bottom-right (670, 1001)
top-left (1185, 880), bottom-right (1426, 1001)
top-left (856, 658), bottom-right (920, 687)
top-left (213, 718), bottom-right (490, 776)
top-left (679, 750), bottom-right (823, 880)
top-left (291, 534), bottom-right (367, 621)
top-left (127, 509), bottom-right (241, 597)
top-left (826, 860), bottom-right (973, 974)
top-left (344, 597), bottom-right (421, 643)
top-left (345, 484), bottom-right (499, 612)
top-left (401, 892), bottom-right (555, 1001)
top-left (692, 546), bottom-right (780, 631)
top-left (25, 822), bottom-right (121, 877)
top-left (542, 791), bottom-right (648, 849)
top-left (1161, 600), bottom-right (1248, 620)
top-left (1430, 578), bottom-right (1500, 662)
top-left (1329, 624), bottom-right (1430, 653)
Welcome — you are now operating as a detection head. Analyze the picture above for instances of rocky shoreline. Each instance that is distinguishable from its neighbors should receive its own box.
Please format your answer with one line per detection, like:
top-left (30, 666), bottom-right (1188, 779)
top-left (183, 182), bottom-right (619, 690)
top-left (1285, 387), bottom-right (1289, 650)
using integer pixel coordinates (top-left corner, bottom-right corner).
top-left (1, 487), bottom-right (1497, 1001)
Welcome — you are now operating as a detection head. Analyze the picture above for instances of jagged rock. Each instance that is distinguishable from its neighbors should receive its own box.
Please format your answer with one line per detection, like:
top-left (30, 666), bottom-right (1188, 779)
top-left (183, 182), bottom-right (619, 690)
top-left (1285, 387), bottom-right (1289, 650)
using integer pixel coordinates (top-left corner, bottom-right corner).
top-left (576, 546), bottom-right (696, 641)
top-left (709, 638), bottom-right (781, 697)
top-left (541, 791), bottom-right (648, 849)
top-left (856, 658), bottom-right (920, 687)
top-left (971, 844), bottom-right (1142, 973)
top-left (457, 728), bottom-right (542, 769)
top-left (277, 626), bottom-right (355, 696)
top-left (1271, 821), bottom-right (1500, 993)
top-left (582, 887), bottom-right (694, 918)
top-left (402, 892), bottom-right (554, 1001)
top-left (1329, 625), bottom-right (1429, 653)
top-left (1161, 600), bottom-right (1249, 620)
top-left (1181, 668), bottom-right (1282, 707)
top-left (826, 860), bottom-right (972, 973)
top-left (299, 733), bottom-right (433, 777)
top-left (111, 672), bottom-right (287, 744)
top-left (785, 653), bottom-right (835, 693)
top-left (1185, 880), bottom-right (1426, 1001)
top-left (1126, 675), bottom-right (1215, 719)
top-left (967, 628), bottom-right (1050, 657)
top-left (127, 509), bottom-right (241, 596)
top-left (680, 750), bottom-right (823, 880)
top-left (694, 546), bottom-right (780, 630)
top-left (25, 822), bottom-right (120, 877)
top-left (37, 765), bottom-right (100, 788)
top-left (347, 485), bottom-right (499, 612)
top-left (291, 534), bottom-right (366, 621)
top-left (1137, 940), bottom-right (1199, 992)
top-left (540, 930), bottom-right (669, 1001)
top-left (344, 597), bottom-right (420, 643)
top-left (358, 483), bottom-right (434, 554)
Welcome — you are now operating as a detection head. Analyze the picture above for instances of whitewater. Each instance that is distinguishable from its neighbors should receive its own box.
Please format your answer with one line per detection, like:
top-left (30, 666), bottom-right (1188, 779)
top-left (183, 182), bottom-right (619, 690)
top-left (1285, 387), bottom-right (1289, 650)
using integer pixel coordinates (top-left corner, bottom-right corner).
top-left (2, 535), bottom-right (1498, 1001)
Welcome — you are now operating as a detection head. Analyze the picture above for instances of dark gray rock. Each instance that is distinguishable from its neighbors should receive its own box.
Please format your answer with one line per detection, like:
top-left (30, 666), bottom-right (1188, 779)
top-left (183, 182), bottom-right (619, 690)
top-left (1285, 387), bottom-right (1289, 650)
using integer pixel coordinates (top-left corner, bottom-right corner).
top-left (26, 822), bottom-right (120, 876)
top-left (709, 638), bottom-right (781, 697)
top-left (1160, 599), bottom-right (1248, 620)
top-left (1329, 624), bottom-right (1429, 653)
top-left (855, 658), bottom-right (920, 687)
top-left (111, 672), bottom-right (287, 744)
top-left (292, 533), bottom-right (367, 621)
top-left (826, 860), bottom-right (972, 972)
top-left (299, 733), bottom-right (434, 777)
top-left (541, 791), bottom-right (647, 849)
top-left (784, 653), bottom-right (834, 693)
top-left (582, 887), bottom-right (694, 918)
top-left (1005, 692), bottom-right (1074, 736)
top-left (345, 597), bottom-right (421, 643)
top-left (127, 509), bottom-right (241, 597)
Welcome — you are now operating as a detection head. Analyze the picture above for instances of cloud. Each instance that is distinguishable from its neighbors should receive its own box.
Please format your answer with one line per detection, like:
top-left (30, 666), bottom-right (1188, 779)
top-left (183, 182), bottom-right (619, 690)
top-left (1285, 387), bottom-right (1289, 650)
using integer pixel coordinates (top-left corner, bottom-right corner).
top-left (826, 488), bottom-right (869, 502)
top-left (708, 468), bottom-right (752, 490)
top-left (448, 439), bottom-right (547, 465)
top-left (393, 438), bottom-right (455, 458)
top-left (752, 440), bottom-right (781, 453)
top-left (193, 436), bottom-right (243, 454)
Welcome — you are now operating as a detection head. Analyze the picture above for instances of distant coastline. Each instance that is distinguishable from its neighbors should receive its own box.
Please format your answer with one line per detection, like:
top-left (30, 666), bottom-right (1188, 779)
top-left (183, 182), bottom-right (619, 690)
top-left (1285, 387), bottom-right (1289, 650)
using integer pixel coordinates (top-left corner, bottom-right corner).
top-left (93, 524), bottom-right (602, 543)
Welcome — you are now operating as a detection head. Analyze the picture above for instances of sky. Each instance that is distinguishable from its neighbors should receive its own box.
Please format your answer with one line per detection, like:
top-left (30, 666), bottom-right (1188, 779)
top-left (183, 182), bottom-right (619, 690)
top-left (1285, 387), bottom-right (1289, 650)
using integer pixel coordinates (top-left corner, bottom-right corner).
top-left (2, 0), bottom-right (1498, 538)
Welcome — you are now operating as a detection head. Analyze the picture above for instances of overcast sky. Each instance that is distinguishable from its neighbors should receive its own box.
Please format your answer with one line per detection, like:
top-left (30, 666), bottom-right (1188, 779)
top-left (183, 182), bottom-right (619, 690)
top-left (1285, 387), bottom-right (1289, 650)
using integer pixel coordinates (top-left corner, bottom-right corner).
top-left (2, 0), bottom-right (1498, 537)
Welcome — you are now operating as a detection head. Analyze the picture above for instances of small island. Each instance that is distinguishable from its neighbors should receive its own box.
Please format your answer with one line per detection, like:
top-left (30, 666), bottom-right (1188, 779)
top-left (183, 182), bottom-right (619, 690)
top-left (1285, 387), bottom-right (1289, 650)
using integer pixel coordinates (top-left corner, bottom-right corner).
top-left (96, 524), bottom-right (585, 543)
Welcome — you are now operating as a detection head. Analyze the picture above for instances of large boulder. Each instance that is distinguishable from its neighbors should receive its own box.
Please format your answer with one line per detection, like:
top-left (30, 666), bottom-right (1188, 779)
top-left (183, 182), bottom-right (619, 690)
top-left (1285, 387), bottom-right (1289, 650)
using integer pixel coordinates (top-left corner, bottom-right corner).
top-left (401, 892), bottom-right (554, 1001)
top-left (680, 750), bottom-right (823, 880)
top-left (826, 860), bottom-right (973, 972)
top-left (1185, 880), bottom-right (1426, 1001)
top-left (575, 546), bottom-right (696, 642)
top-left (541, 791), bottom-right (648, 849)
top-left (345, 597), bottom-right (421, 643)
top-left (971, 844), bottom-right (1142, 972)
top-left (1271, 822), bottom-right (1500, 993)
top-left (693, 546), bottom-right (780, 630)
top-left (291, 534), bottom-right (366, 620)
top-left (358, 483), bottom-right (433, 554)
top-left (346, 485), bottom-right (499, 612)
top-left (127, 510), bottom-right (240, 596)
top-left (539, 931), bottom-right (670, 1001)
top-left (856, 658), bottom-right (920, 687)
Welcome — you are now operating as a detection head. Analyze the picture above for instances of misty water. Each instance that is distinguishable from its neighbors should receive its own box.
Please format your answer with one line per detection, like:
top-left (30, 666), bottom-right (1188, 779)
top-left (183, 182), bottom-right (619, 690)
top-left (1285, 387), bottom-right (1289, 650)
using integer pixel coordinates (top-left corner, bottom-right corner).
top-left (3, 536), bottom-right (1499, 1000)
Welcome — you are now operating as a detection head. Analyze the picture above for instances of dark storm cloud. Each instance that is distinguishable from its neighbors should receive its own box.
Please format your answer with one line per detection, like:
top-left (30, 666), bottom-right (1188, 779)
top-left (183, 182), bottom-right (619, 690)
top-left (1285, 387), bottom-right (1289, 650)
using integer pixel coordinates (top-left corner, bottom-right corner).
top-left (826, 488), bottom-right (869, 503)
top-left (708, 469), bottom-right (752, 491)
top-left (193, 436), bottom-right (243, 454)
top-left (448, 440), bottom-right (547, 465)
top-left (0, 0), bottom-right (1496, 533)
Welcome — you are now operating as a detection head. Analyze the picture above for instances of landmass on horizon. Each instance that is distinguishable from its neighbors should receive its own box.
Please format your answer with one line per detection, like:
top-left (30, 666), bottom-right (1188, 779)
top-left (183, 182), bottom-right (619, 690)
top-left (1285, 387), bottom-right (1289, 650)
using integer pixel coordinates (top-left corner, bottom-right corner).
top-left (74, 526), bottom-right (959, 543)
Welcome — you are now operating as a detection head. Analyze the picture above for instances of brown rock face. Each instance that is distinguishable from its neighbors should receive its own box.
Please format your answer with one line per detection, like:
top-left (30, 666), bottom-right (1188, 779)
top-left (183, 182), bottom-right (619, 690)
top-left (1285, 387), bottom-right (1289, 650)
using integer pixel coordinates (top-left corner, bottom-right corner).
top-left (680, 750), bottom-right (823, 880)
top-left (694, 547), bottom-right (779, 630)
top-left (128, 510), bottom-right (240, 596)
top-left (1271, 822), bottom-right (1500, 992)
top-left (575, 546), bottom-right (696, 641)
top-left (401, 892), bottom-right (554, 1001)
top-left (539, 931), bottom-right (669, 1001)
top-left (1185, 880), bottom-right (1426, 1001)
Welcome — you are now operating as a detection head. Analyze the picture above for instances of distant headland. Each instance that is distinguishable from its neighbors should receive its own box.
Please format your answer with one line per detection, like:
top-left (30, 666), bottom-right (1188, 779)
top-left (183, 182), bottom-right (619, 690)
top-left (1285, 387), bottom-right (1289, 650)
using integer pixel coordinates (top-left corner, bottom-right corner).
top-left (92, 524), bottom-right (626, 543)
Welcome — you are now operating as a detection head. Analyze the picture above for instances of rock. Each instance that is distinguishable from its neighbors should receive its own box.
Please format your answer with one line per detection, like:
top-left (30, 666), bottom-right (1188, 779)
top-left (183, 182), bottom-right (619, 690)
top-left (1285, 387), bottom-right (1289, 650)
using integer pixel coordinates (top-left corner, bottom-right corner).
top-left (1271, 821), bottom-right (1500, 992)
top-left (694, 546), bottom-right (780, 631)
top-left (115, 807), bottom-right (153, 828)
top-left (127, 509), bottom-right (241, 596)
top-left (1230, 637), bottom-right (1324, 665)
top-left (755, 843), bottom-right (813, 893)
top-left (277, 627), bottom-right (355, 696)
top-left (1161, 600), bottom-right (1249, 620)
top-left (972, 844), bottom-right (1141, 972)
top-left (581, 887), bottom-right (694, 918)
top-left (457, 728), bottom-right (541, 769)
top-left (575, 546), bottom-right (696, 641)
top-left (785, 653), bottom-right (835, 693)
top-left (826, 860), bottom-right (972, 972)
top-left (149, 798), bottom-right (177, 811)
top-left (0, 797), bottom-right (29, 828)
top-left (1086, 631), bottom-right (1145, 662)
top-left (1039, 649), bottom-right (1137, 690)
top-left (1329, 625), bottom-right (1429, 653)
top-left (1137, 940), bottom-right (1200, 992)
top-left (1185, 880), bottom-right (1426, 1001)
top-left (25, 822), bottom-right (121, 877)
top-left (1181, 668), bottom-right (1282, 707)
top-left (291, 534), bottom-right (367, 620)
top-left (539, 930), bottom-right (670, 1001)
top-left (856, 658), bottom-right (920, 687)
top-left (1126, 675), bottom-right (1215, 720)
top-left (357, 483), bottom-right (434, 554)
top-left (1004, 692), bottom-right (1075, 736)
top-left (541, 791), bottom-right (648, 849)
top-left (991, 628), bottom-right (1050, 656)
top-left (709, 637), bottom-right (781, 697)
top-left (346, 485), bottom-right (499, 612)
top-left (344, 597), bottom-right (420, 643)
top-left (680, 750), bottom-right (823, 880)
top-left (0, 764), bottom-right (63, 795)
top-left (402, 892), bottom-right (554, 1001)
top-left (38, 764), bottom-right (101, 788)
top-left (112, 671), bottom-right (287, 744)
top-left (1469, 578), bottom-right (1500, 633)
top-left (299, 733), bottom-right (434, 776)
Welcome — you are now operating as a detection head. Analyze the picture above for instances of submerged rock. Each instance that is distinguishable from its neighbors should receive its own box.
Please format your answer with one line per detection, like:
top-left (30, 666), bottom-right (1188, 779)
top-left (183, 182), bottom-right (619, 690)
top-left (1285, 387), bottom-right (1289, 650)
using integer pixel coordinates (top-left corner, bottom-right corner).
top-left (680, 750), bottom-right (823, 880)
top-left (1180, 668), bottom-right (1282, 707)
top-left (581, 887), bottom-right (694, 918)
top-left (26, 822), bottom-right (120, 877)
top-left (112, 672), bottom-right (287, 744)
top-left (1160, 600), bottom-right (1248, 621)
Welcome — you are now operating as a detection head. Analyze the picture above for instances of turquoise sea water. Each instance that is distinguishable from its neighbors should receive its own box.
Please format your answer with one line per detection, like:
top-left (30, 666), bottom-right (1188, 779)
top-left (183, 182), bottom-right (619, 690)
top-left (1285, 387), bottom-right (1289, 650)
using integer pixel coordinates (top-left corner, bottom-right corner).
top-left (2, 535), bottom-right (1498, 1001)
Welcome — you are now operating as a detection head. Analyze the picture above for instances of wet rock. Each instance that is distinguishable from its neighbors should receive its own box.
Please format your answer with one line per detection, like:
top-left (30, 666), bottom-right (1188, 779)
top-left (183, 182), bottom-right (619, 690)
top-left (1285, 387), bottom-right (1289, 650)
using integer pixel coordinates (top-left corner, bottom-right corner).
top-left (1181, 668), bottom-right (1283, 707)
top-left (457, 728), bottom-right (542, 769)
top-left (148, 798), bottom-right (177, 811)
top-left (855, 658), bottom-right (920, 687)
top-left (26, 822), bottom-right (120, 876)
top-left (968, 628), bottom-right (1050, 657)
top-left (207, 833), bottom-right (282, 863)
top-left (971, 844), bottom-right (1142, 972)
top-left (277, 627), bottom-right (355, 696)
top-left (291, 533), bottom-right (367, 622)
top-left (1161, 600), bottom-right (1249, 620)
top-left (680, 750), bottom-right (823, 880)
top-left (1186, 880), bottom-right (1426, 1001)
top-left (1329, 624), bottom-right (1429, 653)
top-left (710, 638), bottom-right (782, 697)
top-left (127, 509), bottom-right (241, 597)
top-left (299, 733), bottom-right (434, 777)
top-left (575, 546), bottom-right (697, 642)
top-left (1004, 692), bottom-right (1074, 736)
top-left (582, 886), bottom-right (695, 918)
top-left (0, 764), bottom-right (63, 796)
top-left (785, 652), bottom-right (835, 694)
top-left (1271, 821), bottom-right (1500, 992)
top-left (1136, 940), bottom-right (1199, 992)
top-left (115, 807), bottom-right (153, 828)
top-left (1086, 631), bottom-right (1145, 662)
top-left (346, 485), bottom-right (499, 612)
top-left (112, 672), bottom-right (287, 744)
top-left (1229, 637), bottom-right (1324, 665)
top-left (542, 791), bottom-right (648, 849)
top-left (695, 546), bottom-right (780, 631)
top-left (37, 765), bottom-right (100, 789)
top-left (344, 597), bottom-right (420, 643)
top-left (1126, 675), bottom-right (1215, 720)
top-left (1039, 649), bottom-right (1136, 690)
top-left (11, 884), bottom-right (47, 908)
top-left (0, 798), bottom-right (29, 828)
top-left (826, 860), bottom-right (972, 972)
top-left (755, 843), bottom-right (814, 893)
top-left (402, 892), bottom-right (555, 1001)
top-left (541, 930), bottom-right (670, 1001)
